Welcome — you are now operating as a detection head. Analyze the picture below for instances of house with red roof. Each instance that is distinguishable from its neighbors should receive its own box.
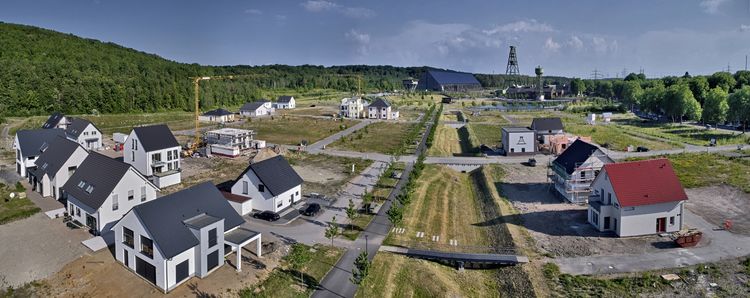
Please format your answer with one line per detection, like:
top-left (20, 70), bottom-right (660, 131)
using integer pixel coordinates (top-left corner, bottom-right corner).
top-left (587, 158), bottom-right (688, 237)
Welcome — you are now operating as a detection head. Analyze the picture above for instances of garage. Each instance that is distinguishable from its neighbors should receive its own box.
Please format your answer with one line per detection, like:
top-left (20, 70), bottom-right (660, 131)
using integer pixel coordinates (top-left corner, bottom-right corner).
top-left (136, 257), bottom-right (156, 285)
top-left (175, 260), bottom-right (189, 284)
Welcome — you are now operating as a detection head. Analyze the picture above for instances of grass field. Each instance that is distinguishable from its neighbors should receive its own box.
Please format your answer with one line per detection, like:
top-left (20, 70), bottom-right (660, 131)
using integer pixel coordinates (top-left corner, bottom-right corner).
top-left (0, 183), bottom-right (40, 225)
top-left (626, 152), bottom-right (750, 193)
top-left (239, 117), bottom-right (356, 145)
top-left (329, 122), bottom-right (415, 155)
top-left (240, 244), bottom-right (343, 298)
top-left (615, 119), bottom-right (750, 146)
top-left (9, 111), bottom-right (199, 135)
top-left (468, 123), bottom-right (502, 148)
top-left (565, 122), bottom-right (680, 151)
top-left (427, 125), bottom-right (467, 156)
top-left (463, 110), bottom-right (511, 124)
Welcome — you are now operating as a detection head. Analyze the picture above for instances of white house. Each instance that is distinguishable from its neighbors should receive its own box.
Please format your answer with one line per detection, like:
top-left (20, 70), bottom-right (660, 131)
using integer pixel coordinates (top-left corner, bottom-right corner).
top-left (124, 125), bottom-right (182, 188)
top-left (229, 155), bottom-right (303, 214)
top-left (501, 127), bottom-right (535, 155)
top-left (588, 158), bottom-right (688, 237)
top-left (239, 101), bottom-right (274, 117)
top-left (205, 128), bottom-right (254, 157)
top-left (530, 117), bottom-right (565, 146)
top-left (367, 98), bottom-right (399, 120)
top-left (63, 152), bottom-right (159, 235)
top-left (199, 109), bottom-right (236, 123)
top-left (29, 137), bottom-right (89, 200)
top-left (340, 97), bottom-right (365, 119)
top-left (113, 182), bottom-right (261, 293)
top-left (13, 128), bottom-right (66, 178)
top-left (273, 96), bottom-right (296, 109)
top-left (550, 140), bottom-right (614, 203)
top-left (65, 118), bottom-right (103, 150)
top-left (42, 112), bottom-right (70, 129)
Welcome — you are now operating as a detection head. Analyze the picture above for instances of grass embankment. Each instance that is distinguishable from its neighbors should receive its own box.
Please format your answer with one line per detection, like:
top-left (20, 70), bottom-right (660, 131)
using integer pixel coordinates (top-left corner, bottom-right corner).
top-left (240, 244), bottom-right (343, 298)
top-left (428, 123), bottom-right (502, 156)
top-left (240, 117), bottom-right (356, 145)
top-left (0, 183), bottom-right (40, 225)
top-left (615, 119), bottom-right (750, 146)
top-left (626, 152), bottom-right (750, 193)
top-left (330, 122), bottom-right (416, 155)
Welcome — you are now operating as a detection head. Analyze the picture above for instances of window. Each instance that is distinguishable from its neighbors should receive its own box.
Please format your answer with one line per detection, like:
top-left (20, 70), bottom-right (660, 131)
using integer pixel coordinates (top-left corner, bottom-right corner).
top-left (242, 181), bottom-right (249, 195)
top-left (277, 201), bottom-right (283, 208)
top-left (77, 181), bottom-right (86, 188)
top-left (85, 184), bottom-right (94, 194)
top-left (208, 228), bottom-right (217, 247)
top-left (669, 216), bottom-right (675, 225)
top-left (607, 193), bottom-right (612, 204)
top-left (132, 139), bottom-right (138, 150)
top-left (167, 150), bottom-right (172, 160)
top-left (112, 194), bottom-right (119, 211)
top-left (152, 153), bottom-right (161, 162)
top-left (76, 207), bottom-right (81, 216)
top-left (69, 203), bottom-right (74, 215)
top-left (131, 152), bottom-right (135, 162)
top-left (258, 184), bottom-right (265, 193)
top-left (580, 171), bottom-right (586, 179)
top-left (296, 191), bottom-right (299, 196)
top-left (128, 190), bottom-right (134, 201)
top-left (123, 227), bottom-right (134, 248)
top-left (140, 186), bottom-right (146, 202)
top-left (140, 236), bottom-right (153, 258)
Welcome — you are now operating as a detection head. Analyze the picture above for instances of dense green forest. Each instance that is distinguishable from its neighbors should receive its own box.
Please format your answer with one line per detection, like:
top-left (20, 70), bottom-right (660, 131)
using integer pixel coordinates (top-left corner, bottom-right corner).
top-left (0, 22), bottom-right (435, 116)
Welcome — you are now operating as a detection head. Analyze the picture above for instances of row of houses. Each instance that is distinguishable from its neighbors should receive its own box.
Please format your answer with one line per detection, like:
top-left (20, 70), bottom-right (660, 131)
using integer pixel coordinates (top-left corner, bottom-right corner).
top-left (197, 96), bottom-right (297, 123)
top-left (340, 97), bottom-right (399, 120)
top-left (501, 117), bottom-right (565, 155)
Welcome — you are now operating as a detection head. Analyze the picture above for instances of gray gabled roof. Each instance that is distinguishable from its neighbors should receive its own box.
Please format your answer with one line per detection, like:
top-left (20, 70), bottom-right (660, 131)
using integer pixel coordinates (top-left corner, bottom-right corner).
top-left (132, 125), bottom-right (180, 152)
top-left (42, 112), bottom-right (65, 129)
top-left (202, 108), bottom-right (234, 117)
top-left (30, 137), bottom-right (86, 178)
top-left (369, 98), bottom-right (391, 108)
top-left (237, 155), bottom-right (303, 196)
top-left (426, 70), bottom-right (480, 85)
top-left (62, 152), bottom-right (135, 210)
top-left (15, 128), bottom-right (66, 158)
top-left (530, 117), bottom-right (564, 132)
top-left (240, 101), bottom-right (269, 112)
top-left (552, 139), bottom-right (606, 175)
top-left (277, 96), bottom-right (294, 103)
top-left (132, 182), bottom-right (245, 259)
top-left (65, 118), bottom-right (98, 138)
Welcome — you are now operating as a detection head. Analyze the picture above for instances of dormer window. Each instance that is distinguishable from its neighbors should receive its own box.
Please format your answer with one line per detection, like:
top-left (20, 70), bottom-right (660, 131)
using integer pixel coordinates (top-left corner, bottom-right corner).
top-left (258, 184), bottom-right (265, 192)
top-left (85, 184), bottom-right (95, 194)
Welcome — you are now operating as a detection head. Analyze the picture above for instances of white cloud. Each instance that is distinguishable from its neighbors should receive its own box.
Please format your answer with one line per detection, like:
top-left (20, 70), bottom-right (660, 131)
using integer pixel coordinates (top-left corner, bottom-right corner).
top-left (700, 0), bottom-right (728, 14)
top-left (302, 0), bottom-right (339, 12)
top-left (567, 35), bottom-right (584, 50)
top-left (741, 24), bottom-right (750, 32)
top-left (301, 1), bottom-right (375, 18)
top-left (482, 19), bottom-right (554, 35)
top-left (544, 37), bottom-right (561, 52)
top-left (345, 29), bottom-right (370, 44)
top-left (275, 15), bottom-right (288, 21)
top-left (342, 7), bottom-right (376, 18)
top-left (244, 9), bottom-right (262, 15)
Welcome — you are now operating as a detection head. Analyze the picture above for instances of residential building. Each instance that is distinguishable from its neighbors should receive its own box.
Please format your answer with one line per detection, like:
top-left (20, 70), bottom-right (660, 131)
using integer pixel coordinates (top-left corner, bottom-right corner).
top-left (340, 97), bottom-right (365, 119)
top-left (367, 98), bottom-right (399, 120)
top-left (205, 128), bottom-right (255, 157)
top-left (588, 159), bottom-right (688, 237)
top-left (506, 84), bottom-right (565, 100)
top-left (63, 152), bottom-right (159, 234)
top-left (530, 117), bottom-right (565, 146)
top-left (239, 101), bottom-right (274, 117)
top-left (42, 112), bottom-right (70, 129)
top-left (13, 128), bottom-right (66, 177)
top-left (550, 140), bottom-right (614, 203)
top-left (124, 125), bottom-right (182, 188)
top-left (417, 70), bottom-right (482, 92)
top-left (65, 118), bottom-right (103, 150)
top-left (113, 182), bottom-right (261, 292)
top-left (29, 137), bottom-right (89, 199)
top-left (230, 155), bottom-right (303, 214)
top-left (273, 96), bottom-right (296, 109)
top-left (501, 127), bottom-right (535, 155)
top-left (199, 109), bottom-right (236, 123)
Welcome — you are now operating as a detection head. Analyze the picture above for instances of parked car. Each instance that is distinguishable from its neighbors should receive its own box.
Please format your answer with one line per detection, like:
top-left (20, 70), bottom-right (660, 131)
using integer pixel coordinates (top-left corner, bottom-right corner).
top-left (525, 158), bottom-right (537, 167)
top-left (302, 203), bottom-right (321, 216)
top-left (253, 211), bottom-right (280, 222)
top-left (636, 146), bottom-right (650, 152)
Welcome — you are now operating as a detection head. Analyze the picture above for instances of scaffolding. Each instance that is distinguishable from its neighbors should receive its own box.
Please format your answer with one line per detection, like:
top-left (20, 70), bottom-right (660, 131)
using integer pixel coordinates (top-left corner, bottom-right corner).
top-left (548, 151), bottom-right (610, 204)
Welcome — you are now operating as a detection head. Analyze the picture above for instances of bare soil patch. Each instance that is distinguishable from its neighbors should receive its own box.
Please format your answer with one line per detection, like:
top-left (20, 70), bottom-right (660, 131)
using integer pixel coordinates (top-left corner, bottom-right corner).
top-left (685, 185), bottom-right (750, 236)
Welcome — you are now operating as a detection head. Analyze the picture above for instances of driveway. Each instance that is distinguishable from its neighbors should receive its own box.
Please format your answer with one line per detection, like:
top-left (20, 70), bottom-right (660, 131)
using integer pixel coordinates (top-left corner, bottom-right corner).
top-left (553, 209), bottom-right (750, 275)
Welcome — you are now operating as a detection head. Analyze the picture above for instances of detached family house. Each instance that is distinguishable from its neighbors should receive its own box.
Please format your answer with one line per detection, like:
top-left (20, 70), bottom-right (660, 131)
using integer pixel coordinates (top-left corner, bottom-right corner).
top-left (550, 140), bottom-right (613, 203)
top-left (340, 97), bottom-right (365, 119)
top-left (240, 101), bottom-right (274, 117)
top-left (63, 152), bottom-right (158, 234)
top-left (588, 159), bottom-right (688, 237)
top-left (114, 182), bottom-right (261, 292)
top-left (530, 117), bottom-right (564, 146)
top-left (65, 118), bottom-right (103, 150)
top-left (42, 112), bottom-right (70, 129)
top-left (199, 109), bottom-right (235, 123)
top-left (273, 96), bottom-right (296, 109)
top-left (14, 128), bottom-right (66, 177)
top-left (367, 98), bottom-right (399, 120)
top-left (124, 125), bottom-right (182, 188)
top-left (29, 137), bottom-right (89, 199)
top-left (501, 127), bottom-right (535, 155)
top-left (229, 155), bottom-right (303, 215)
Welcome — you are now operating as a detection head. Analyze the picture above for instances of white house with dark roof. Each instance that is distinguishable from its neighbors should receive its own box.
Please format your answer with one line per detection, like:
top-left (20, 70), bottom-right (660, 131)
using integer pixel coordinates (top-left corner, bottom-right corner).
top-left (239, 101), bottom-right (274, 117)
top-left (530, 117), bottom-right (565, 146)
top-left (13, 128), bottom-right (66, 177)
top-left (273, 96), bottom-right (296, 109)
top-left (113, 182), bottom-right (261, 292)
top-left (367, 98), bottom-right (399, 120)
top-left (65, 118), bottom-right (103, 150)
top-left (124, 125), bottom-right (182, 188)
top-left (63, 152), bottom-right (158, 235)
top-left (550, 139), bottom-right (613, 203)
top-left (230, 155), bottom-right (303, 214)
top-left (501, 127), bottom-right (535, 155)
top-left (28, 137), bottom-right (89, 199)
top-left (199, 109), bottom-right (236, 123)
top-left (42, 112), bottom-right (70, 129)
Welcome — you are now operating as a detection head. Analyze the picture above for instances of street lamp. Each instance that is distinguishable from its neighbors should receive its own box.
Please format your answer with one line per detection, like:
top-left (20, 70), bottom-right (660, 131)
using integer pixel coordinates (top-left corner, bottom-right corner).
top-left (365, 234), bottom-right (369, 253)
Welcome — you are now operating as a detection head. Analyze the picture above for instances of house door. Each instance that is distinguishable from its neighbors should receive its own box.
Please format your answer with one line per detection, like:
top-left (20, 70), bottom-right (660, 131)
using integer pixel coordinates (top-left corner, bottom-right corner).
top-left (656, 217), bottom-right (667, 233)
top-left (603, 217), bottom-right (610, 230)
top-left (136, 257), bottom-right (157, 285)
top-left (85, 214), bottom-right (97, 231)
top-left (124, 249), bottom-right (129, 267)
top-left (175, 260), bottom-right (189, 284)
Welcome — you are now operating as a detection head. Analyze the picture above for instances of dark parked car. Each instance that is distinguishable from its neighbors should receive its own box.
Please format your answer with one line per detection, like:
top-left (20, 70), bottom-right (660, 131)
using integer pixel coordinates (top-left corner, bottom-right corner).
top-left (253, 211), bottom-right (280, 222)
top-left (525, 158), bottom-right (537, 167)
top-left (302, 203), bottom-right (321, 216)
top-left (636, 146), bottom-right (650, 152)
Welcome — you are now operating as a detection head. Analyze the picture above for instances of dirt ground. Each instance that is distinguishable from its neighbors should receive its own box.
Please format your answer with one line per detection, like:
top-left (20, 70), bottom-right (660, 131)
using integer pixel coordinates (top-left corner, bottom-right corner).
top-left (292, 164), bottom-right (345, 184)
top-left (33, 237), bottom-right (289, 298)
top-left (685, 185), bottom-right (750, 236)
top-left (498, 163), bottom-right (683, 258)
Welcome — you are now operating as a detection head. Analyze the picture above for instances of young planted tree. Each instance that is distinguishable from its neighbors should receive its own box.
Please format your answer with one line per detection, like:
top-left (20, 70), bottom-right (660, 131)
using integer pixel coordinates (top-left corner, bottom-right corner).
top-left (701, 87), bottom-right (729, 127)
top-left (345, 199), bottom-right (358, 231)
top-left (286, 243), bottom-right (312, 284)
top-left (325, 216), bottom-right (340, 246)
top-left (386, 205), bottom-right (403, 226)
top-left (350, 251), bottom-right (371, 285)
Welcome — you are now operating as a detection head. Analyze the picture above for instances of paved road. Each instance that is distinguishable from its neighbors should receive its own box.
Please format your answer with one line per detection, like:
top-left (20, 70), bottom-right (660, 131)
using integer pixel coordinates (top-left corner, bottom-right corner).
top-left (307, 120), bottom-right (372, 152)
top-left (553, 209), bottom-right (750, 275)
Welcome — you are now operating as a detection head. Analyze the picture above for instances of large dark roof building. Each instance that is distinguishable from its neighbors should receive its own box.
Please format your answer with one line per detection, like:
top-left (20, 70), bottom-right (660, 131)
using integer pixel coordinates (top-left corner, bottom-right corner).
top-left (30, 137), bottom-right (85, 179)
top-left (42, 112), bottom-right (67, 129)
top-left (15, 128), bottom-right (66, 158)
top-left (132, 125), bottom-right (180, 152)
top-left (368, 98), bottom-right (392, 108)
top-left (237, 155), bottom-right (303, 196)
top-left (202, 108), bottom-right (234, 117)
top-left (62, 152), bottom-right (139, 210)
top-left (417, 70), bottom-right (482, 92)
top-left (552, 140), bottom-right (606, 175)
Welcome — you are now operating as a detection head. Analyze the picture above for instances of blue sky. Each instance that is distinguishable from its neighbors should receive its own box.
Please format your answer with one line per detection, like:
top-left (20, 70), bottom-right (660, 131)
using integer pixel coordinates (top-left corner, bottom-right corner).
top-left (2, 0), bottom-right (750, 77)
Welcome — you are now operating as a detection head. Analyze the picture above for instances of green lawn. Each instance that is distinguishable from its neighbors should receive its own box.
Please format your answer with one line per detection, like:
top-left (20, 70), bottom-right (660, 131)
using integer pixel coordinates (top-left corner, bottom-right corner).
top-left (615, 119), bottom-right (750, 146)
top-left (0, 183), bottom-right (40, 225)
top-left (626, 152), bottom-right (750, 192)
top-left (565, 122), bottom-right (681, 151)
top-left (468, 123), bottom-right (502, 148)
top-left (330, 122), bottom-right (416, 155)
top-left (239, 117), bottom-right (356, 146)
top-left (463, 110), bottom-right (511, 124)
top-left (9, 111), bottom-right (199, 136)
top-left (543, 263), bottom-right (670, 297)
top-left (239, 244), bottom-right (344, 298)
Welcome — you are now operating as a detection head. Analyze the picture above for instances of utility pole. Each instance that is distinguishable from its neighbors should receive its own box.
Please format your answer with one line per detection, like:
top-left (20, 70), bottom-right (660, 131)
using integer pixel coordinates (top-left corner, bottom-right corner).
top-left (745, 55), bottom-right (747, 71)
top-left (590, 69), bottom-right (602, 80)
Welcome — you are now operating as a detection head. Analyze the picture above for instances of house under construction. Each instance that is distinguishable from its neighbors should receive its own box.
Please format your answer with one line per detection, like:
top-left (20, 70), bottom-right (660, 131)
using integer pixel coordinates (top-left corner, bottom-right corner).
top-left (549, 139), bottom-right (614, 203)
top-left (205, 128), bottom-right (256, 157)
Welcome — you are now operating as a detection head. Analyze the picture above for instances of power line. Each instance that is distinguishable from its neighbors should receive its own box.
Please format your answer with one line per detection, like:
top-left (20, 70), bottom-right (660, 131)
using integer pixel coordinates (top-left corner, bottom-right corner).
top-left (590, 69), bottom-right (602, 80)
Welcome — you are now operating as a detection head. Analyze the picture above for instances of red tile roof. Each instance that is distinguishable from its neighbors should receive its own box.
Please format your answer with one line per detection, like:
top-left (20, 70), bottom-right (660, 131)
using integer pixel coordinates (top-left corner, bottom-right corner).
top-left (603, 158), bottom-right (688, 207)
top-left (221, 191), bottom-right (252, 203)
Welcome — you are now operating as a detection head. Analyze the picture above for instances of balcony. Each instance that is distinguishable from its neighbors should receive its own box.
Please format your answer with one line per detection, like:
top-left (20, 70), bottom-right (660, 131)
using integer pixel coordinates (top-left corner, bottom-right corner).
top-left (150, 160), bottom-right (166, 168)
